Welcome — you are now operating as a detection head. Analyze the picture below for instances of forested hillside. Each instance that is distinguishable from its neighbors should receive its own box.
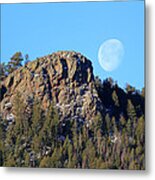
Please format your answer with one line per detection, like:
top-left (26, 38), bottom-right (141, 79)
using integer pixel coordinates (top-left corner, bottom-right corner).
top-left (0, 51), bottom-right (145, 169)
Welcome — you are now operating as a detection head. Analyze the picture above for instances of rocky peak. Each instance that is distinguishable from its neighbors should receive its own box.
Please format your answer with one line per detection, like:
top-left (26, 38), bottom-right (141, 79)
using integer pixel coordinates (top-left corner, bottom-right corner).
top-left (0, 51), bottom-right (104, 124)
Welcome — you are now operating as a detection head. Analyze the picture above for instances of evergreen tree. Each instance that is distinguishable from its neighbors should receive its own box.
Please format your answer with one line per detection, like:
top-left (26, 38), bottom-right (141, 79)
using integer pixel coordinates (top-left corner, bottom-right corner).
top-left (92, 112), bottom-right (103, 136)
top-left (112, 90), bottom-right (119, 107)
top-left (4, 153), bottom-right (16, 167)
top-left (105, 113), bottom-right (111, 133)
top-left (31, 100), bottom-right (43, 135)
top-left (6, 52), bottom-right (23, 74)
top-left (125, 84), bottom-right (135, 94)
top-left (71, 120), bottom-right (78, 151)
top-left (136, 116), bottom-right (145, 142)
top-left (13, 92), bottom-right (27, 135)
top-left (50, 147), bottom-right (63, 168)
top-left (127, 99), bottom-right (136, 121)
top-left (49, 103), bottom-right (59, 148)
top-left (24, 153), bottom-right (30, 167)
top-left (82, 139), bottom-right (96, 168)
top-left (39, 156), bottom-right (51, 168)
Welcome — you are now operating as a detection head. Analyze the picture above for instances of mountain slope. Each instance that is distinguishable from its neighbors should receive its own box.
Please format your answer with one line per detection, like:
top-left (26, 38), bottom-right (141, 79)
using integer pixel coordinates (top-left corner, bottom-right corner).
top-left (0, 51), bottom-right (145, 169)
top-left (0, 51), bottom-right (104, 125)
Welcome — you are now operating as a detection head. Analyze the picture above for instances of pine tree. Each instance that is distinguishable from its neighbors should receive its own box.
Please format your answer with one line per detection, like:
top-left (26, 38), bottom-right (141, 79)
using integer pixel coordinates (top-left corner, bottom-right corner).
top-left (40, 104), bottom-right (57, 147)
top-left (67, 141), bottom-right (73, 168)
top-left (71, 120), bottom-right (78, 151)
top-left (39, 156), bottom-right (51, 168)
top-left (93, 112), bottom-right (103, 137)
top-left (6, 52), bottom-right (23, 73)
top-left (129, 148), bottom-right (136, 170)
top-left (127, 99), bottom-right (136, 121)
top-left (49, 103), bottom-right (59, 148)
top-left (125, 84), bottom-right (135, 94)
top-left (112, 90), bottom-right (119, 107)
top-left (13, 92), bottom-right (27, 136)
top-left (32, 134), bottom-right (42, 153)
top-left (50, 147), bottom-right (62, 168)
top-left (62, 136), bottom-right (70, 167)
top-left (105, 113), bottom-right (111, 133)
top-left (4, 153), bottom-right (16, 167)
top-left (136, 116), bottom-right (145, 143)
top-left (24, 153), bottom-right (30, 167)
top-left (111, 116), bottom-right (118, 134)
top-left (82, 139), bottom-right (96, 168)
top-left (31, 100), bottom-right (43, 135)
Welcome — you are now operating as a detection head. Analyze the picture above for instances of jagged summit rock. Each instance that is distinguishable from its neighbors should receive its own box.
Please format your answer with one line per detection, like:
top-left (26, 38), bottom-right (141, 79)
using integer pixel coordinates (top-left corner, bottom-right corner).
top-left (0, 51), bottom-right (104, 124)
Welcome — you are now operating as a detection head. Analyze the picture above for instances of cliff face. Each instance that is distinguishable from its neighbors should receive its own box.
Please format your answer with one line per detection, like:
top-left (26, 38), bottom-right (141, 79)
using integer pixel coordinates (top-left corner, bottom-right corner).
top-left (0, 51), bottom-right (104, 124)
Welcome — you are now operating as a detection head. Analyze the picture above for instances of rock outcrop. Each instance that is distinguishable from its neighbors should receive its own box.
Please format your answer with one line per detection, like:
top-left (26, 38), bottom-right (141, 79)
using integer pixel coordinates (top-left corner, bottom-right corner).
top-left (0, 51), bottom-right (104, 124)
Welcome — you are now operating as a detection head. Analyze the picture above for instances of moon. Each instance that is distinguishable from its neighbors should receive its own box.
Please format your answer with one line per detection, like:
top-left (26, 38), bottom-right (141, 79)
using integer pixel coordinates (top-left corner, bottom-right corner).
top-left (98, 39), bottom-right (125, 72)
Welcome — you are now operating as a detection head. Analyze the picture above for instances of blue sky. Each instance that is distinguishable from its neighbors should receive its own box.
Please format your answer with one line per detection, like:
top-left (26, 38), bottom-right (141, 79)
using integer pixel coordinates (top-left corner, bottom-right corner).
top-left (1, 1), bottom-right (144, 89)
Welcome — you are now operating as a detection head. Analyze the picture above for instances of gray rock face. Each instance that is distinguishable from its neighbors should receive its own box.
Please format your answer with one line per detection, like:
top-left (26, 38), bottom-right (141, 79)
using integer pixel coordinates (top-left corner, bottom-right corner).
top-left (0, 51), bottom-right (104, 123)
